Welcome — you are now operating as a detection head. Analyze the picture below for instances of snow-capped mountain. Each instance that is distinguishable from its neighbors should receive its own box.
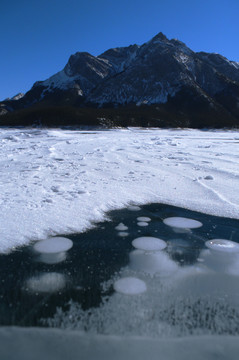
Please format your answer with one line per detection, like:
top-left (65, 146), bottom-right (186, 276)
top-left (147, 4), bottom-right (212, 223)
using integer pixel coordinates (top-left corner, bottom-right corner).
top-left (1, 32), bottom-right (239, 128)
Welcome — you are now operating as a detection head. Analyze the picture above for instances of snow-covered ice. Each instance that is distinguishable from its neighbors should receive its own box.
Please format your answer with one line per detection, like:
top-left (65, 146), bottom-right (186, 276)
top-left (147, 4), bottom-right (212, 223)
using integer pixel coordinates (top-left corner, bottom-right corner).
top-left (1, 327), bottom-right (239, 360)
top-left (0, 127), bottom-right (239, 254)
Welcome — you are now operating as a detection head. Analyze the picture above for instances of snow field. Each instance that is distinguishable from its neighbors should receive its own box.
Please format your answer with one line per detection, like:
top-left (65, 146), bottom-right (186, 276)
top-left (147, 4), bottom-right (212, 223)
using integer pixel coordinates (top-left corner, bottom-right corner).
top-left (1, 327), bottom-right (239, 360)
top-left (1, 127), bottom-right (239, 254)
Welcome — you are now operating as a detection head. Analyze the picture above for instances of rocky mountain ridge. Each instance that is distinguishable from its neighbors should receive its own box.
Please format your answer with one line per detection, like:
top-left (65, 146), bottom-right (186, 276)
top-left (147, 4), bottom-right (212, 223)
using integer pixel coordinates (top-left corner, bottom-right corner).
top-left (1, 32), bottom-right (239, 128)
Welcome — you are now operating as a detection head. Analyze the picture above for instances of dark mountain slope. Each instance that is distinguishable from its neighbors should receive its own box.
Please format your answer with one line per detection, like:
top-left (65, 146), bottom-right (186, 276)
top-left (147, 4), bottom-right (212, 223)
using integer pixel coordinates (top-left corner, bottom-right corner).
top-left (1, 32), bottom-right (239, 128)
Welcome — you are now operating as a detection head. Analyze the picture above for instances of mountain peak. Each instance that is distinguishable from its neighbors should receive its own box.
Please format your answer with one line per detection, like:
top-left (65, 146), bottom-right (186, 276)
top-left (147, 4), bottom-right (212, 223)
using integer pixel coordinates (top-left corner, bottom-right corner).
top-left (1, 31), bottom-right (239, 128)
top-left (150, 32), bottom-right (169, 43)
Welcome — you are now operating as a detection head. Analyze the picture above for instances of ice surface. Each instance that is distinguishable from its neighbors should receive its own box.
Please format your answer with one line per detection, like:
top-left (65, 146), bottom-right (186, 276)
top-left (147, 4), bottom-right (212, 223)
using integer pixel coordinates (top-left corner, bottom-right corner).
top-left (1, 128), bottom-right (239, 359)
top-left (113, 277), bottom-right (147, 295)
top-left (163, 217), bottom-right (203, 229)
top-left (1, 327), bottom-right (239, 360)
top-left (132, 236), bottom-right (167, 251)
top-left (0, 128), bottom-right (239, 254)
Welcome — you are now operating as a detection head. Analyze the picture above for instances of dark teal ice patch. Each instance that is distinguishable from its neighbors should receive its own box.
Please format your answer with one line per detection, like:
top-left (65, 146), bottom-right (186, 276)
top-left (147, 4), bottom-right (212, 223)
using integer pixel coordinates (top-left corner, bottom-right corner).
top-left (0, 203), bottom-right (239, 327)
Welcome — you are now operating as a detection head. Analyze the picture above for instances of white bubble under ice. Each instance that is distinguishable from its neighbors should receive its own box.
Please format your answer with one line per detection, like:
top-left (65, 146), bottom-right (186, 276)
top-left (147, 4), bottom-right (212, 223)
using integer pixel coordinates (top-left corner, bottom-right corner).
top-left (128, 205), bottom-right (141, 211)
top-left (37, 252), bottom-right (67, 264)
top-left (205, 239), bottom-right (239, 253)
top-left (117, 232), bottom-right (129, 237)
top-left (137, 222), bottom-right (149, 227)
top-left (132, 237), bottom-right (167, 251)
top-left (113, 277), bottom-right (147, 295)
top-left (26, 273), bottom-right (66, 293)
top-left (33, 237), bottom-right (73, 254)
top-left (115, 223), bottom-right (128, 231)
top-left (137, 217), bottom-right (151, 222)
top-left (163, 217), bottom-right (203, 229)
top-left (199, 239), bottom-right (239, 274)
top-left (129, 249), bottom-right (178, 276)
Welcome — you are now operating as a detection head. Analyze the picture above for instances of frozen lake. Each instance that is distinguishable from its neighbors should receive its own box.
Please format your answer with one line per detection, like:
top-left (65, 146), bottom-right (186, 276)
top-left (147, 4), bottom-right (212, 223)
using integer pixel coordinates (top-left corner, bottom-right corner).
top-left (1, 202), bottom-right (239, 333)
top-left (1, 127), bottom-right (239, 359)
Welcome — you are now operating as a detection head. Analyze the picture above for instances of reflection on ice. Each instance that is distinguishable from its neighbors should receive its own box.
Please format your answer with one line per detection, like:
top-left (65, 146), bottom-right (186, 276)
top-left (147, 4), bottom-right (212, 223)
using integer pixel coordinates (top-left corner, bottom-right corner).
top-left (163, 217), bottom-right (203, 229)
top-left (26, 273), bottom-right (66, 293)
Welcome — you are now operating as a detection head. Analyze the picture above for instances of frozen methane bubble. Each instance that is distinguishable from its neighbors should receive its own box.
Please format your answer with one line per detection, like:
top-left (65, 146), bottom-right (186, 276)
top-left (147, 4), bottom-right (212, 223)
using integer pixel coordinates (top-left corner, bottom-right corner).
top-left (115, 223), bottom-right (128, 231)
top-left (205, 239), bottom-right (239, 253)
top-left (137, 222), bottom-right (149, 227)
top-left (117, 232), bottom-right (129, 237)
top-left (137, 217), bottom-right (151, 222)
top-left (33, 237), bottom-right (73, 254)
top-left (130, 249), bottom-right (178, 276)
top-left (163, 217), bottom-right (203, 229)
top-left (132, 236), bottom-right (167, 251)
top-left (26, 273), bottom-right (66, 293)
top-left (200, 240), bottom-right (239, 274)
top-left (128, 205), bottom-right (141, 211)
top-left (113, 277), bottom-right (147, 295)
top-left (38, 252), bottom-right (67, 264)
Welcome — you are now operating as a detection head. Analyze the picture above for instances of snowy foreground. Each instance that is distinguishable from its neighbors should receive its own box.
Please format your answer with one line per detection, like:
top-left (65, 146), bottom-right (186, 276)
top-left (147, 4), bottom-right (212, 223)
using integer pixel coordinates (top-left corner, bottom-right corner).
top-left (0, 127), bottom-right (239, 253)
top-left (1, 327), bottom-right (239, 360)
top-left (1, 127), bottom-right (239, 359)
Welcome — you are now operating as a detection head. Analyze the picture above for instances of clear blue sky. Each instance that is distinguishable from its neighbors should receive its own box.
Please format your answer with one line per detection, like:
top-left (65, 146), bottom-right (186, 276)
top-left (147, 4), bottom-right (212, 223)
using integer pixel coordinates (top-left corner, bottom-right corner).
top-left (1, 0), bottom-right (239, 100)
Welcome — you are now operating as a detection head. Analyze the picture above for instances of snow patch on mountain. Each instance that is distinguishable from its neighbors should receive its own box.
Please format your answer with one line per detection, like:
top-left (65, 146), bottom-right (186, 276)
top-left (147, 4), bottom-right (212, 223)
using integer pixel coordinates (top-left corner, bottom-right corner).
top-left (41, 70), bottom-right (79, 92)
top-left (2, 31), bottom-right (239, 121)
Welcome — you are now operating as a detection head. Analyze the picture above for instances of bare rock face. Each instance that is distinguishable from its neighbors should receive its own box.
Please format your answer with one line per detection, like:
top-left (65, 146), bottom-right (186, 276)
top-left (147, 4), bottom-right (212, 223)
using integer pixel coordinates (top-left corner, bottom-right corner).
top-left (1, 32), bottom-right (239, 127)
